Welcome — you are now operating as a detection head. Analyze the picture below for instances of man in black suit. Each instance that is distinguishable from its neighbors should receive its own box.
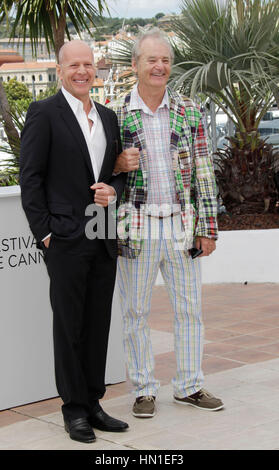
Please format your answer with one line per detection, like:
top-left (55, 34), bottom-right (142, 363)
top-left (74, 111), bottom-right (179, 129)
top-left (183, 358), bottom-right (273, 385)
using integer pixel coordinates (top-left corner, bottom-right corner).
top-left (20, 40), bottom-right (128, 443)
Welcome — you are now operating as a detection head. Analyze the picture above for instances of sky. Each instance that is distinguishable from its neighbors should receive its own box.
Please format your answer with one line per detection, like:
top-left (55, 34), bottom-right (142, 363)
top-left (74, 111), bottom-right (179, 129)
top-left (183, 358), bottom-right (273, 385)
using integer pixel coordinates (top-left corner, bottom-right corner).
top-left (105, 0), bottom-right (181, 18)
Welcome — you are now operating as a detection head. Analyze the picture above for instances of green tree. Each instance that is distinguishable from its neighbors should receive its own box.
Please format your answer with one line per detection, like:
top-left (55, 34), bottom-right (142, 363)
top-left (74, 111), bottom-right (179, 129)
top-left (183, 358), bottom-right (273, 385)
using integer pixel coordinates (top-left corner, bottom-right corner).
top-left (3, 78), bottom-right (32, 104)
top-left (37, 84), bottom-right (58, 101)
top-left (3, 78), bottom-right (32, 130)
top-left (155, 13), bottom-right (165, 19)
top-left (0, 0), bottom-right (108, 171)
top-left (0, 79), bottom-right (32, 174)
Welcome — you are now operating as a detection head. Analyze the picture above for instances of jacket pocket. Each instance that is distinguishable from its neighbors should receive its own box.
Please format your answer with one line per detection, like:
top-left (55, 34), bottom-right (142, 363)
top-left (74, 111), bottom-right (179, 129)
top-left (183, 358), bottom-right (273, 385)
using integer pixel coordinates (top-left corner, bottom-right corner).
top-left (48, 203), bottom-right (78, 236)
top-left (48, 202), bottom-right (73, 216)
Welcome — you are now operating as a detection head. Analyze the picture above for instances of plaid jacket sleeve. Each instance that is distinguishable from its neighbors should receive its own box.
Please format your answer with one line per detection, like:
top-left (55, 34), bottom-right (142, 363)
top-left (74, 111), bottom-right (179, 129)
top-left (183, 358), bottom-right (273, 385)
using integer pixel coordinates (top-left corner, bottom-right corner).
top-left (192, 110), bottom-right (218, 239)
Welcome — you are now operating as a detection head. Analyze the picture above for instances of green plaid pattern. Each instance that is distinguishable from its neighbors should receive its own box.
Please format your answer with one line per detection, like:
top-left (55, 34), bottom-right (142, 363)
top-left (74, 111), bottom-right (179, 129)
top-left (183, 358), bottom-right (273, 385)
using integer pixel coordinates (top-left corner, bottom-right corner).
top-left (113, 88), bottom-right (218, 258)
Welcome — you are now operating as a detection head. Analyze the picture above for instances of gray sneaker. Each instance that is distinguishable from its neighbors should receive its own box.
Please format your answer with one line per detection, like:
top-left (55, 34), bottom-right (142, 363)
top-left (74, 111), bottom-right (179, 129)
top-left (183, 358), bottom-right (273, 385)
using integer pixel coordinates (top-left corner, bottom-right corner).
top-left (174, 389), bottom-right (224, 411)
top-left (132, 395), bottom-right (156, 418)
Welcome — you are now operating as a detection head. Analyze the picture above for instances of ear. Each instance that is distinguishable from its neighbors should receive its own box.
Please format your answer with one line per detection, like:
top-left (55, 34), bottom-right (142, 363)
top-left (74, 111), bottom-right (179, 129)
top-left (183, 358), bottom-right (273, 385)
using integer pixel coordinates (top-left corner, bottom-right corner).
top-left (132, 58), bottom-right (138, 75)
top-left (56, 64), bottom-right (62, 82)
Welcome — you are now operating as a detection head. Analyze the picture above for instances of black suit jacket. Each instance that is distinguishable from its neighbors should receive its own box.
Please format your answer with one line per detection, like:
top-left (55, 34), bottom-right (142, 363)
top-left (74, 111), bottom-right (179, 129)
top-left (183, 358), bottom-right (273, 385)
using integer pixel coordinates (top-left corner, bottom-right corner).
top-left (20, 90), bottom-right (126, 258)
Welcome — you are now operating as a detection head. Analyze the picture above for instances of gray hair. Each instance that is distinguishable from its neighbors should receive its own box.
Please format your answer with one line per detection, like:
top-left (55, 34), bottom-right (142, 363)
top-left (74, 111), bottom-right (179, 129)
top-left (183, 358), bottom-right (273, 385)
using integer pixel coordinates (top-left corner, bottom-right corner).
top-left (132, 28), bottom-right (174, 64)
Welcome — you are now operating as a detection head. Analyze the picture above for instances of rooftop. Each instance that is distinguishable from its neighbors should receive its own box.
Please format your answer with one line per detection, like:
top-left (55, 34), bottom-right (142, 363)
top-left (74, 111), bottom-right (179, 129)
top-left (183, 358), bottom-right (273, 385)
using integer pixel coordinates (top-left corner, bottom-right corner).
top-left (92, 78), bottom-right (104, 87)
top-left (0, 61), bottom-right (56, 71)
top-left (0, 48), bottom-right (24, 66)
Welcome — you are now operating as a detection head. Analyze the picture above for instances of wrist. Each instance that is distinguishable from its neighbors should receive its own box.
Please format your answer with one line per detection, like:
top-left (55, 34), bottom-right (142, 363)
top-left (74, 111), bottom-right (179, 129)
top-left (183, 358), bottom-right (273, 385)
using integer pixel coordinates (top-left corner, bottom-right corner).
top-left (113, 161), bottom-right (121, 173)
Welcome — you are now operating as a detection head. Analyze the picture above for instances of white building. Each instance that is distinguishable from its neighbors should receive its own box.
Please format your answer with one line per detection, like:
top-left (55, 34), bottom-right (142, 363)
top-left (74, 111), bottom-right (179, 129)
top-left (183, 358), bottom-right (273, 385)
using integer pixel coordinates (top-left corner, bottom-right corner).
top-left (0, 61), bottom-right (57, 97)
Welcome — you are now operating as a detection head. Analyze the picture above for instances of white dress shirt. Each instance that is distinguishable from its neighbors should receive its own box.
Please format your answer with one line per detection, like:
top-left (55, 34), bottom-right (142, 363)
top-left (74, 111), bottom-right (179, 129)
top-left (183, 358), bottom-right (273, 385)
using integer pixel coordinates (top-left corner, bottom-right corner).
top-left (129, 85), bottom-right (177, 217)
top-left (61, 86), bottom-right (107, 181)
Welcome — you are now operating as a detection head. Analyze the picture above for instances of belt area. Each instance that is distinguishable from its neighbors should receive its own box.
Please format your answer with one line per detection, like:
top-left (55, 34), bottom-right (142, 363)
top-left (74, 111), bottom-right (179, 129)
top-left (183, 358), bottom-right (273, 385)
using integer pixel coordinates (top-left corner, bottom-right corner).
top-left (147, 212), bottom-right (180, 220)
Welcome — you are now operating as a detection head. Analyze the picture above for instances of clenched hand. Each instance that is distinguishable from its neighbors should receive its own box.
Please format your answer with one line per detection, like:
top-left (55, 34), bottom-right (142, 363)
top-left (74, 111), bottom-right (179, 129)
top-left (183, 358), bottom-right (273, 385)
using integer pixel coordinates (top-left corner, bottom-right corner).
top-left (114, 147), bottom-right (140, 173)
top-left (195, 236), bottom-right (216, 257)
top-left (91, 182), bottom-right (116, 207)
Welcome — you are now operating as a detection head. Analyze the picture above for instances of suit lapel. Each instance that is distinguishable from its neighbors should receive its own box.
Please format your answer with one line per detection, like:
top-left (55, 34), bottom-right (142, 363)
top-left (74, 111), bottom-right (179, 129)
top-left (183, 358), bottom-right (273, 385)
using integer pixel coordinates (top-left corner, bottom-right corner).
top-left (124, 95), bottom-right (148, 172)
top-left (56, 90), bottom-right (95, 180)
top-left (95, 101), bottom-right (111, 183)
top-left (169, 94), bottom-right (185, 147)
top-left (169, 93), bottom-right (188, 176)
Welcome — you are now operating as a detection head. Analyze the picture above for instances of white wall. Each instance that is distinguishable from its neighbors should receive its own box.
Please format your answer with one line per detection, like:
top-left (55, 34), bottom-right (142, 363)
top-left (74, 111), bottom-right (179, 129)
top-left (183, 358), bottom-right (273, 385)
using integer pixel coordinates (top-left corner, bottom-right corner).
top-left (0, 187), bottom-right (126, 410)
top-left (156, 229), bottom-right (279, 285)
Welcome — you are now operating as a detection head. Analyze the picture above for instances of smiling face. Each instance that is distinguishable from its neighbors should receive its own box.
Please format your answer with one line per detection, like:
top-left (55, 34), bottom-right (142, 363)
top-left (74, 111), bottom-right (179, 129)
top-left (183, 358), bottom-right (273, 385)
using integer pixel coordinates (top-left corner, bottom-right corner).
top-left (132, 37), bottom-right (172, 94)
top-left (56, 41), bottom-right (95, 103)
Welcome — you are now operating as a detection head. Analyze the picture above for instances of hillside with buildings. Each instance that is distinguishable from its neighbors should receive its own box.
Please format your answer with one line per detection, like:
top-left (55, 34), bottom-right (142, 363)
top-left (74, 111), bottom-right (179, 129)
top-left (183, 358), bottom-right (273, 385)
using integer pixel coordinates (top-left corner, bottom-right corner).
top-left (0, 14), bottom-right (177, 106)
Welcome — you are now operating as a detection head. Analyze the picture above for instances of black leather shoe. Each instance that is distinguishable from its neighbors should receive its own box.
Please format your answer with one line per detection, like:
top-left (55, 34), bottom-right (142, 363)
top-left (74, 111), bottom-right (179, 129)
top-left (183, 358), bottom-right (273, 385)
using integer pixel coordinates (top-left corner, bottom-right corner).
top-left (64, 417), bottom-right (96, 443)
top-left (89, 408), bottom-right (129, 432)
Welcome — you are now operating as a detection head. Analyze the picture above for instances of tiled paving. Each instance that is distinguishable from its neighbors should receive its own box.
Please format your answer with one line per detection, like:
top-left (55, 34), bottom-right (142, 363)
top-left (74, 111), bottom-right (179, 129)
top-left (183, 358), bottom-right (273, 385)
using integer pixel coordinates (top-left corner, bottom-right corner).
top-left (1, 283), bottom-right (279, 450)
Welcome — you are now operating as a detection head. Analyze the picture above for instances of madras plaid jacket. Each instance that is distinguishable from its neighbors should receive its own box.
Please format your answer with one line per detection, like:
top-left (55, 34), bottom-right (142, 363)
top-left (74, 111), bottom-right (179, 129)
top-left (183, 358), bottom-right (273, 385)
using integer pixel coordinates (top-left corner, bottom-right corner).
top-left (113, 87), bottom-right (218, 259)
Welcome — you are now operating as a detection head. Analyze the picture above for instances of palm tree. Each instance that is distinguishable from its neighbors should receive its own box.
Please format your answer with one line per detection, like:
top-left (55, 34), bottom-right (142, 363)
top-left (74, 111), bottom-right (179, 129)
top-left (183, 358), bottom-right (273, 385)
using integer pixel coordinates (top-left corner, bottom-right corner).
top-left (0, 0), bottom-right (108, 169)
top-left (6, 0), bottom-right (108, 60)
top-left (170, 0), bottom-right (279, 214)
top-left (171, 0), bottom-right (279, 132)
top-left (0, 82), bottom-right (20, 158)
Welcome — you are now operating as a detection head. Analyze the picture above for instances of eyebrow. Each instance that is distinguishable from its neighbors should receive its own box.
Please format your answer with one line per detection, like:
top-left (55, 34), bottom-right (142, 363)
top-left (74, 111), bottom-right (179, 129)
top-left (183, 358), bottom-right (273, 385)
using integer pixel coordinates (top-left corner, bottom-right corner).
top-left (147, 56), bottom-right (170, 60)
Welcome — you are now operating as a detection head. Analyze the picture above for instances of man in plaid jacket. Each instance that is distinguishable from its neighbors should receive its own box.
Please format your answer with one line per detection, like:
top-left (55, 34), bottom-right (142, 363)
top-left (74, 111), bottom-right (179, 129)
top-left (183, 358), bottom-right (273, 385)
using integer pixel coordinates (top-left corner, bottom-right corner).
top-left (113, 29), bottom-right (224, 417)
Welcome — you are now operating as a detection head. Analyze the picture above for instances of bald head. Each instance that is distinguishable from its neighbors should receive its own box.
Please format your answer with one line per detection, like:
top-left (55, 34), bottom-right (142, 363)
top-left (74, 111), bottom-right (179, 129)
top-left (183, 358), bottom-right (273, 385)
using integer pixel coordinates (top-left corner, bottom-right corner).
top-left (56, 40), bottom-right (96, 104)
top-left (58, 40), bottom-right (94, 65)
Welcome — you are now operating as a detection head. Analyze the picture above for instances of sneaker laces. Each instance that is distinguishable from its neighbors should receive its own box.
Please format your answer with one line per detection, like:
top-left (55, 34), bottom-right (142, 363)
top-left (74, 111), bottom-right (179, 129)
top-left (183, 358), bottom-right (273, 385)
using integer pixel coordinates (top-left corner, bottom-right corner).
top-left (200, 389), bottom-right (214, 398)
top-left (137, 395), bottom-right (155, 403)
top-left (190, 389), bottom-right (213, 400)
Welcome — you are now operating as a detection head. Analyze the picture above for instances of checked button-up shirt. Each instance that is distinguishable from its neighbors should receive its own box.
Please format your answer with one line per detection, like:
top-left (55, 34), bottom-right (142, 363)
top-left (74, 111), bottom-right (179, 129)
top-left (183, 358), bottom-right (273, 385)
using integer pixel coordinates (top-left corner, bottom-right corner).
top-left (129, 85), bottom-right (178, 217)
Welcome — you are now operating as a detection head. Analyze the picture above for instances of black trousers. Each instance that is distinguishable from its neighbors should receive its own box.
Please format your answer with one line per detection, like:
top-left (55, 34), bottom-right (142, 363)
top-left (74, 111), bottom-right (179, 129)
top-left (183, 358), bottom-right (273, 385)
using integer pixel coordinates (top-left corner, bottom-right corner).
top-left (44, 235), bottom-right (117, 421)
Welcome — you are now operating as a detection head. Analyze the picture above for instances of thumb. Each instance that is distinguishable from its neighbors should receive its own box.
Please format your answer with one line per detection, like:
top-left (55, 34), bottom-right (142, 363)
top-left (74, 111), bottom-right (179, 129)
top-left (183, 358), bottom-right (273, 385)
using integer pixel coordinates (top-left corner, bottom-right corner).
top-left (195, 238), bottom-right (202, 249)
top-left (91, 182), bottom-right (105, 190)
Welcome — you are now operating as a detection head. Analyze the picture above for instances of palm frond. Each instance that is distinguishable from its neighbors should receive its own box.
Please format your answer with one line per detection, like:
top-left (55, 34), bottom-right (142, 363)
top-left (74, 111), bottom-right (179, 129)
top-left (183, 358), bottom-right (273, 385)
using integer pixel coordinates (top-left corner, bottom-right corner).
top-left (110, 39), bottom-right (134, 67)
top-left (169, 0), bottom-right (279, 134)
top-left (7, 0), bottom-right (107, 57)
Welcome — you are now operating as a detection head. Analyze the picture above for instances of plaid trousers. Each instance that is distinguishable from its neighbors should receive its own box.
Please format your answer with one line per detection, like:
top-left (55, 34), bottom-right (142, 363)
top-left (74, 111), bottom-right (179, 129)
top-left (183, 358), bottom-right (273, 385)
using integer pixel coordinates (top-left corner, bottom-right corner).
top-left (117, 214), bottom-right (204, 398)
